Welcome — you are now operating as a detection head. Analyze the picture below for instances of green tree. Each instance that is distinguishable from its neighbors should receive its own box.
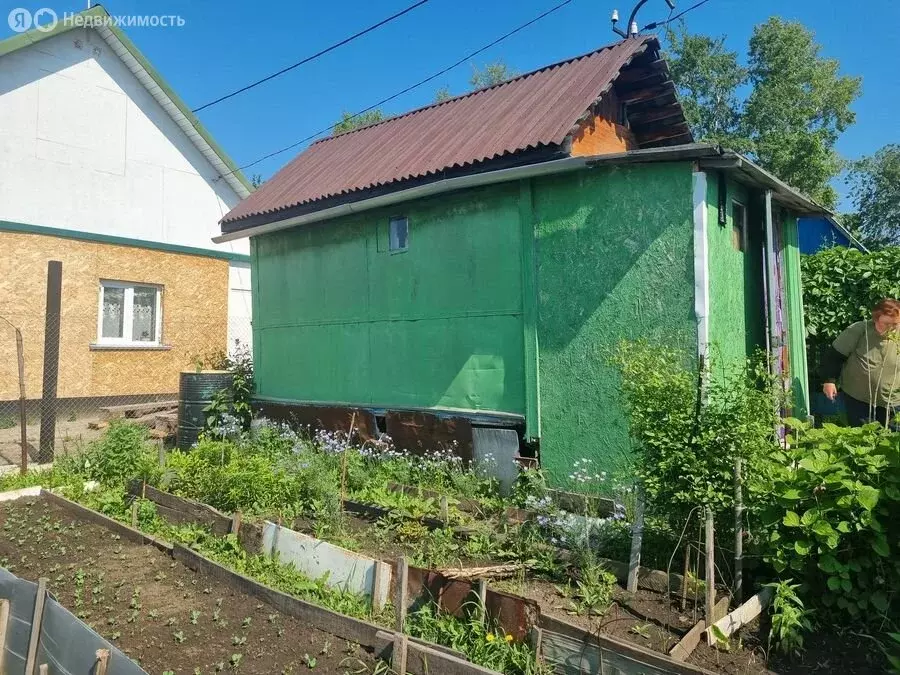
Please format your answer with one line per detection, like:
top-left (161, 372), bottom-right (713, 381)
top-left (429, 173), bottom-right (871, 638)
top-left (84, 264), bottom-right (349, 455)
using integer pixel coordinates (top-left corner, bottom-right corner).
top-left (666, 18), bottom-right (861, 208)
top-left (469, 60), bottom-right (518, 89)
top-left (434, 86), bottom-right (452, 103)
top-left (846, 144), bottom-right (900, 247)
top-left (332, 109), bottom-right (385, 135)
top-left (744, 18), bottom-right (861, 208)
top-left (665, 25), bottom-right (748, 149)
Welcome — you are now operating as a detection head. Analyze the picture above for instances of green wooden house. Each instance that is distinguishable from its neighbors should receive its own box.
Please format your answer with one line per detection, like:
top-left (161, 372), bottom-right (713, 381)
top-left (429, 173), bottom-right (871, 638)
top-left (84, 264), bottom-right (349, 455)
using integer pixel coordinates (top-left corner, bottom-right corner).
top-left (216, 37), bottom-right (823, 484)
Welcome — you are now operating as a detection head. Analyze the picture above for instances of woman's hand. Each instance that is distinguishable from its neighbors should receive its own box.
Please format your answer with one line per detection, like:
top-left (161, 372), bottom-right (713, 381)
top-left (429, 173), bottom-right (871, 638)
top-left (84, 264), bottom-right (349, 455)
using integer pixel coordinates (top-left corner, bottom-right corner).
top-left (823, 382), bottom-right (838, 401)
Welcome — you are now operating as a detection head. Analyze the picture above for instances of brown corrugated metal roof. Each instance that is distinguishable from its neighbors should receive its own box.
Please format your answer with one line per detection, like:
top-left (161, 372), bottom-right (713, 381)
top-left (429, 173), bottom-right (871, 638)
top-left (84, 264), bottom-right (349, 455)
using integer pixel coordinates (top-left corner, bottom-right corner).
top-left (222, 36), bottom-right (659, 228)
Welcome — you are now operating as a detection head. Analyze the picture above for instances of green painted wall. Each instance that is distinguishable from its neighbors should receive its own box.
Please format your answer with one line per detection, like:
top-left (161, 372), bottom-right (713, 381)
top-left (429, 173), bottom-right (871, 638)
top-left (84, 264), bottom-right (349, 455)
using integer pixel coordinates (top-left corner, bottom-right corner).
top-left (705, 177), bottom-right (766, 367)
top-left (782, 214), bottom-right (810, 416)
top-left (251, 184), bottom-right (526, 414)
top-left (532, 164), bottom-right (697, 483)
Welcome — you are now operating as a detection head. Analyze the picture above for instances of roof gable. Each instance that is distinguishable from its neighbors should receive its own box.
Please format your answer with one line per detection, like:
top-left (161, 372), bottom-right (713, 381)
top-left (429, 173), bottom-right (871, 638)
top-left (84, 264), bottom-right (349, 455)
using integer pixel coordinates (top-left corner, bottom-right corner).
top-left (222, 36), bottom-right (690, 230)
top-left (0, 5), bottom-right (252, 198)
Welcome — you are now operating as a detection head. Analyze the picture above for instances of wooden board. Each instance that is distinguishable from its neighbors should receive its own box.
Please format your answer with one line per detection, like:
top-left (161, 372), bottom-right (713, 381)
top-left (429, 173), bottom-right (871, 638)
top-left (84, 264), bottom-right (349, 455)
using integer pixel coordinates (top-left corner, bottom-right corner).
top-left (669, 596), bottom-right (729, 661)
top-left (99, 401), bottom-right (177, 419)
top-left (127, 481), bottom-right (231, 536)
top-left (706, 587), bottom-right (772, 646)
top-left (172, 544), bottom-right (388, 649)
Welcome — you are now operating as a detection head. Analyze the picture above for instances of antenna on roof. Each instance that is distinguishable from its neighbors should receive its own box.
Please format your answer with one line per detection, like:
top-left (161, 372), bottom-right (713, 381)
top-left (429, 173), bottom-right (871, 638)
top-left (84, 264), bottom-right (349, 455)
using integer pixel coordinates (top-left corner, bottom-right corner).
top-left (611, 0), bottom-right (674, 38)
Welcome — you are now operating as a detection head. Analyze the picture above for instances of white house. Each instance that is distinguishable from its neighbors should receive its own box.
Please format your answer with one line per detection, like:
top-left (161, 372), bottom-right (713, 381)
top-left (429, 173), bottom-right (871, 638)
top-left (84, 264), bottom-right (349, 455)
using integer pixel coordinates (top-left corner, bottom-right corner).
top-left (0, 6), bottom-right (253, 405)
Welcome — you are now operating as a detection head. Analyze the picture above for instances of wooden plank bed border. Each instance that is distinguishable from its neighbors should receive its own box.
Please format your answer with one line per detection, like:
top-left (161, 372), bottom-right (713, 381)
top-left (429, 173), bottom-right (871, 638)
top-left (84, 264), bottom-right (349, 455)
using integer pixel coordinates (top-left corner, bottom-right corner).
top-left (172, 545), bottom-right (497, 675)
top-left (41, 490), bottom-right (173, 553)
top-left (172, 543), bottom-right (389, 650)
top-left (127, 481), bottom-right (232, 535)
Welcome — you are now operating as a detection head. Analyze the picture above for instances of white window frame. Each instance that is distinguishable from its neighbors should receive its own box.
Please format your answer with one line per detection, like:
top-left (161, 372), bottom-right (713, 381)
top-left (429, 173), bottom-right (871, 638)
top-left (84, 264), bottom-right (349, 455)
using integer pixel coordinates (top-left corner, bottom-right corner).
top-left (96, 281), bottom-right (163, 347)
top-left (389, 215), bottom-right (409, 253)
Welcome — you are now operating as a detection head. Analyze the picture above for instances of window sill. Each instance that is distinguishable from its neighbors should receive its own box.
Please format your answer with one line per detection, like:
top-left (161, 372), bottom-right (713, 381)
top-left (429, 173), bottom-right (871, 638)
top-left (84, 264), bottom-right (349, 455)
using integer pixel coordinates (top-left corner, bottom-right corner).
top-left (90, 343), bottom-right (173, 351)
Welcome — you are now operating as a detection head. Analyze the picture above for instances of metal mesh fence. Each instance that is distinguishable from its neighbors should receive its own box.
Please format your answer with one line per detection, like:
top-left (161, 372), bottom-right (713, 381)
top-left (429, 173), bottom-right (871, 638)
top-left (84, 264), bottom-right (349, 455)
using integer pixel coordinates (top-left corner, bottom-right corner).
top-left (0, 298), bottom-right (252, 471)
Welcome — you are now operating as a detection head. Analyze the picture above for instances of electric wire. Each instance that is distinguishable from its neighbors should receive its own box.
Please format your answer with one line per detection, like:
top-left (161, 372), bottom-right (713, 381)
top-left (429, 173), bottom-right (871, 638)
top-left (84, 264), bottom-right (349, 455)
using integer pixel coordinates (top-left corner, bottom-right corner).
top-left (642, 0), bottom-right (714, 31)
top-left (219, 0), bottom-right (576, 176)
top-left (192, 0), bottom-right (432, 112)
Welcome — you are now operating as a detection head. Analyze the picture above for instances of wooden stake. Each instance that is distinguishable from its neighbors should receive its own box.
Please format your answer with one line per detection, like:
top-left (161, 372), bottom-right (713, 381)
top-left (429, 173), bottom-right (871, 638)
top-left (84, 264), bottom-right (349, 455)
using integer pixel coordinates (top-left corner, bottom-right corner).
top-left (626, 489), bottom-right (645, 593)
top-left (734, 457), bottom-right (744, 604)
top-left (0, 599), bottom-right (10, 656)
top-left (395, 556), bottom-right (408, 632)
top-left (158, 444), bottom-right (166, 468)
top-left (25, 578), bottom-right (48, 675)
top-left (680, 542), bottom-right (690, 611)
top-left (38, 666), bottom-right (48, 675)
top-left (372, 561), bottom-right (386, 612)
top-left (531, 626), bottom-right (544, 664)
top-left (392, 633), bottom-right (408, 674)
top-left (15, 328), bottom-right (27, 476)
top-left (230, 510), bottom-right (243, 537)
top-left (439, 495), bottom-right (449, 525)
top-left (476, 578), bottom-right (488, 624)
top-left (95, 648), bottom-right (110, 675)
top-left (130, 501), bottom-right (138, 528)
top-left (704, 506), bottom-right (716, 624)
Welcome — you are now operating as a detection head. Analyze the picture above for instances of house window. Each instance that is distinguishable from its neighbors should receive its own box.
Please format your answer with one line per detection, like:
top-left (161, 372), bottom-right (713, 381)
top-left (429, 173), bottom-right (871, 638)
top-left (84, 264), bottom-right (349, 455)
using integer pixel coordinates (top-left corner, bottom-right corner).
top-left (389, 216), bottom-right (408, 252)
top-left (97, 281), bottom-right (162, 346)
top-left (732, 201), bottom-right (747, 252)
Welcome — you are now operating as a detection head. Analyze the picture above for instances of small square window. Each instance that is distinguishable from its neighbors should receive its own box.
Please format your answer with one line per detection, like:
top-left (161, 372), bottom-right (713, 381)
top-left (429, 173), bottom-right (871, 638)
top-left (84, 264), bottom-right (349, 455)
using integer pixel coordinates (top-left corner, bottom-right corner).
top-left (97, 281), bottom-right (162, 346)
top-left (389, 216), bottom-right (408, 252)
top-left (731, 202), bottom-right (747, 252)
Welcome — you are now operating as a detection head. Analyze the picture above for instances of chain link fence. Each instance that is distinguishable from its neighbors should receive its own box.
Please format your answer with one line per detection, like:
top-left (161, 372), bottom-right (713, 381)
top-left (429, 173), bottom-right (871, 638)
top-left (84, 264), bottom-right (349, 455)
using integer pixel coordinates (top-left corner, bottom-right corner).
top-left (0, 302), bottom-right (251, 471)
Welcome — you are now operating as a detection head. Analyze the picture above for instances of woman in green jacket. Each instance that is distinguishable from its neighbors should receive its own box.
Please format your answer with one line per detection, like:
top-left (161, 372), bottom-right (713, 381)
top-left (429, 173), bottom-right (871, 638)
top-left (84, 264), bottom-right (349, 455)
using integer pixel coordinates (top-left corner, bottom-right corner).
top-left (822, 298), bottom-right (900, 427)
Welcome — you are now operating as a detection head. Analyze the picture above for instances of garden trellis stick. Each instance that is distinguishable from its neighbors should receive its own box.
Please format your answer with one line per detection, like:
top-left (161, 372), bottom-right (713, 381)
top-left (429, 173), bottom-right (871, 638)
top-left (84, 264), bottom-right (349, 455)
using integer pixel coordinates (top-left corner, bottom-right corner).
top-left (704, 507), bottom-right (715, 624)
top-left (627, 488), bottom-right (645, 593)
top-left (734, 456), bottom-right (743, 603)
top-left (0, 316), bottom-right (28, 475)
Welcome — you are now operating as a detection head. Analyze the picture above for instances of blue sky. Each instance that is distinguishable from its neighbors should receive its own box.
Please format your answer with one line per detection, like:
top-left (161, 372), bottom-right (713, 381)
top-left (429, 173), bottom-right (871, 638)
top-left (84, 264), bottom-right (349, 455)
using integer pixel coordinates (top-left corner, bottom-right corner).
top-left (4, 0), bottom-right (898, 202)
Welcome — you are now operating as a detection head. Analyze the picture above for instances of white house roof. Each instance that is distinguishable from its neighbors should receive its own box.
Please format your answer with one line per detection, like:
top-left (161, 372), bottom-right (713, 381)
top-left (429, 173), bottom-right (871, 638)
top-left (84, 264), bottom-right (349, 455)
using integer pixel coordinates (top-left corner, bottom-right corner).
top-left (0, 5), bottom-right (253, 199)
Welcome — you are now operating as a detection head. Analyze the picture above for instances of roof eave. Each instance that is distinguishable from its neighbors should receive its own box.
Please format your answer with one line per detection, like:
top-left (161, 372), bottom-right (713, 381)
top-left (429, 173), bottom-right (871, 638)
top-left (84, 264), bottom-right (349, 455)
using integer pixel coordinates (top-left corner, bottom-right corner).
top-left (214, 143), bottom-right (833, 243)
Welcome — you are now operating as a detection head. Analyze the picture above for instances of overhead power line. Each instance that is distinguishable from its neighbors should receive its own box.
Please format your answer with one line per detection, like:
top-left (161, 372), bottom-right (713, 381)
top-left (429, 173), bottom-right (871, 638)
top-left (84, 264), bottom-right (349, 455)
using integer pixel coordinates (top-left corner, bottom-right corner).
top-left (224, 0), bottom-right (576, 176)
top-left (642, 0), bottom-right (714, 30)
top-left (192, 0), bottom-right (432, 113)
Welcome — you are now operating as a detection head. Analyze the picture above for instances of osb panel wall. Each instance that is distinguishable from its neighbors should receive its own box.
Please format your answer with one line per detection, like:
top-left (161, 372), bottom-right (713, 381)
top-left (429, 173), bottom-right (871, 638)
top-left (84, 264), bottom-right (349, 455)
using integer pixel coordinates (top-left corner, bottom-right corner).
top-left (570, 115), bottom-right (636, 157)
top-left (0, 231), bottom-right (229, 400)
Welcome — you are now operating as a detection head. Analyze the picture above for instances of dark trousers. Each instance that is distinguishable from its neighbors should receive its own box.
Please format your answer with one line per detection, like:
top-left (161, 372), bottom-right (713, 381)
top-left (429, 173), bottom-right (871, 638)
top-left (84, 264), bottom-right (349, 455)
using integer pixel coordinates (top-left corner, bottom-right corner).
top-left (844, 393), bottom-right (895, 427)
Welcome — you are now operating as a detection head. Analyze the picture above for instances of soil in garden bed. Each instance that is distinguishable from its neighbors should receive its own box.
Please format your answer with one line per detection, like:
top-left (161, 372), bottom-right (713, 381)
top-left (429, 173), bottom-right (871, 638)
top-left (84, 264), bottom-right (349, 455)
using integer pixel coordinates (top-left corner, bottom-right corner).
top-left (497, 577), bottom-right (784, 673)
top-left (688, 617), bottom-right (889, 675)
top-left (0, 497), bottom-right (378, 675)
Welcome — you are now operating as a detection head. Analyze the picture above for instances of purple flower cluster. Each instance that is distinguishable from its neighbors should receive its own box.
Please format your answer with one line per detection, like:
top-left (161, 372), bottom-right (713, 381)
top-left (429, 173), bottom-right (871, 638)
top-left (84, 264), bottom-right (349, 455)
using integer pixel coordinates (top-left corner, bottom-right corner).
top-left (210, 413), bottom-right (242, 440)
top-left (567, 458), bottom-right (607, 486)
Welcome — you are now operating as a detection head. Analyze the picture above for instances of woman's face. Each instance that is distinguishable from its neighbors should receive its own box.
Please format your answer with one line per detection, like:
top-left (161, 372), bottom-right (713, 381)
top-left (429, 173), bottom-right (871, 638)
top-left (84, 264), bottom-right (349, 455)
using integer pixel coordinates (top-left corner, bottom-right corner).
top-left (874, 313), bottom-right (900, 336)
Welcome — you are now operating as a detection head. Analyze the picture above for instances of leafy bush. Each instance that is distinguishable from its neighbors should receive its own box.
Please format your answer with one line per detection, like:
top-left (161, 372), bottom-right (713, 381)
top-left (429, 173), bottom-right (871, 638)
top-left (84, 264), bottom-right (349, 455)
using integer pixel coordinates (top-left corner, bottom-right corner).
top-left (70, 421), bottom-right (158, 484)
top-left (756, 420), bottom-right (900, 623)
top-left (801, 246), bottom-right (900, 383)
top-left (614, 341), bottom-right (782, 517)
top-left (407, 604), bottom-right (548, 675)
top-left (765, 579), bottom-right (814, 657)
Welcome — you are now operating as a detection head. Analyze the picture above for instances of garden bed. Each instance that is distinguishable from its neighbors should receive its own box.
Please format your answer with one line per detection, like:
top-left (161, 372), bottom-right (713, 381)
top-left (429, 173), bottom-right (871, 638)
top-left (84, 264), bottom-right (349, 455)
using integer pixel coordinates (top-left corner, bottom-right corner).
top-left (0, 495), bottom-right (380, 674)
